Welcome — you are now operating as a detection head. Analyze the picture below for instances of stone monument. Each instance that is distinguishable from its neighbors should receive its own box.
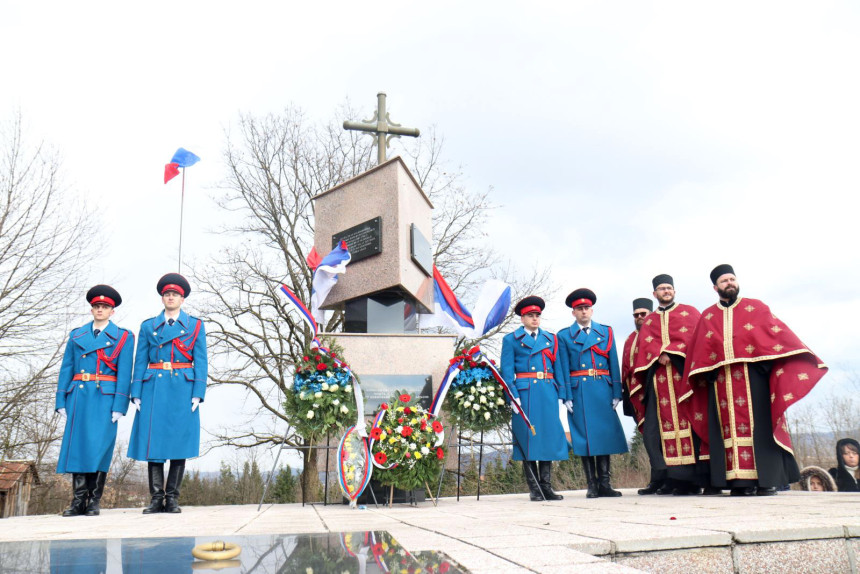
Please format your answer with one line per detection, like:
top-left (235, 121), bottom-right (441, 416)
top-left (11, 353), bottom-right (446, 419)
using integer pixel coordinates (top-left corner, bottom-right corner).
top-left (315, 94), bottom-right (456, 503)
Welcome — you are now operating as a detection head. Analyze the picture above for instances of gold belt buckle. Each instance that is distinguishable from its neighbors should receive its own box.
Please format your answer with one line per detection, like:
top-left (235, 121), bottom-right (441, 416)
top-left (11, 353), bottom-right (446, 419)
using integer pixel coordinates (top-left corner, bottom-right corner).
top-left (536, 372), bottom-right (545, 380)
top-left (588, 369), bottom-right (596, 376)
top-left (81, 373), bottom-right (91, 382)
top-left (163, 361), bottom-right (173, 370)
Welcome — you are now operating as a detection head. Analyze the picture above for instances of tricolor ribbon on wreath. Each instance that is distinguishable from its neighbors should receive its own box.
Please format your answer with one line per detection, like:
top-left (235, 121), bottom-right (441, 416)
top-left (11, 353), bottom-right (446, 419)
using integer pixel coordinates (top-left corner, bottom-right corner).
top-left (430, 345), bottom-right (536, 435)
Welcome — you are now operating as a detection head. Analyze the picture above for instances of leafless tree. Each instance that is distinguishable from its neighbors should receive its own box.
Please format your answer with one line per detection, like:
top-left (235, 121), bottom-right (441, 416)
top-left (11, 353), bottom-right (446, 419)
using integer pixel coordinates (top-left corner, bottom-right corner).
top-left (0, 112), bottom-right (94, 464)
top-left (195, 105), bottom-right (549, 494)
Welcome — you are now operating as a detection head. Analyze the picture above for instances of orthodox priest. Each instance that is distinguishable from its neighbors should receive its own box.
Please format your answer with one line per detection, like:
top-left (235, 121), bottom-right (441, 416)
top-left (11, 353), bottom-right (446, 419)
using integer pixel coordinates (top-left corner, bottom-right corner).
top-left (621, 297), bottom-right (653, 420)
top-left (682, 265), bottom-right (827, 496)
top-left (630, 275), bottom-right (703, 495)
top-left (501, 296), bottom-right (568, 501)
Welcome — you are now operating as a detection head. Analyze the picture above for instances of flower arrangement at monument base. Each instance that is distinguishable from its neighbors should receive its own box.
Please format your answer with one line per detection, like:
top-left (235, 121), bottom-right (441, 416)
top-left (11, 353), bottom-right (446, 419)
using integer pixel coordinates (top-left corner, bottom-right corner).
top-left (284, 338), bottom-right (357, 440)
top-left (443, 347), bottom-right (511, 433)
top-left (369, 391), bottom-right (445, 504)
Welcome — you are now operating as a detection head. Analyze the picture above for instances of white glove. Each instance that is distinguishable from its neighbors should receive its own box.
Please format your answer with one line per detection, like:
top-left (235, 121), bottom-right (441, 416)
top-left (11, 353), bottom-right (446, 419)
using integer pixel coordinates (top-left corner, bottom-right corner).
top-left (564, 400), bottom-right (574, 413)
top-left (191, 397), bottom-right (200, 412)
top-left (612, 398), bottom-right (621, 409)
top-left (133, 398), bottom-right (141, 411)
top-left (514, 397), bottom-right (521, 406)
top-left (111, 412), bottom-right (123, 423)
top-left (57, 407), bottom-right (66, 417)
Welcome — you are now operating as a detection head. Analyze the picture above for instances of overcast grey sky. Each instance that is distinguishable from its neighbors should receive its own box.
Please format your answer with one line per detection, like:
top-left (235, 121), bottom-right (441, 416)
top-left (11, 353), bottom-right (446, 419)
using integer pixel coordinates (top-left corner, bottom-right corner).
top-left (2, 1), bottom-right (858, 471)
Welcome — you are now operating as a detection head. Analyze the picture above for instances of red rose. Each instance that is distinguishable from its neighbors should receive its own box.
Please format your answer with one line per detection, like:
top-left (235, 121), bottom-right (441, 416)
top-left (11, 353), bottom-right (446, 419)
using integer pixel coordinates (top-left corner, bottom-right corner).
top-left (432, 421), bottom-right (443, 433)
top-left (315, 354), bottom-right (321, 361)
top-left (399, 393), bottom-right (411, 402)
top-left (420, 419), bottom-right (427, 430)
top-left (317, 363), bottom-right (326, 371)
top-left (374, 452), bottom-right (387, 464)
top-left (398, 417), bottom-right (405, 423)
top-left (370, 427), bottom-right (382, 439)
top-left (469, 361), bottom-right (476, 367)
top-left (480, 361), bottom-right (487, 367)
top-left (458, 364), bottom-right (465, 371)
top-left (330, 352), bottom-right (337, 358)
top-left (303, 356), bottom-right (309, 361)
top-left (380, 403), bottom-right (388, 410)
top-left (436, 447), bottom-right (445, 460)
top-left (403, 407), bottom-right (412, 415)
top-left (405, 452), bottom-right (411, 458)
top-left (401, 427), bottom-right (413, 437)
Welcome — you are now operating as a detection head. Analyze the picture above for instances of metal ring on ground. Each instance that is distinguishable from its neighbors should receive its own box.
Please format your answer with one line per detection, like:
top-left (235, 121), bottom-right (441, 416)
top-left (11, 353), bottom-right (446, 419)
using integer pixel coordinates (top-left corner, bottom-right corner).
top-left (191, 541), bottom-right (242, 561)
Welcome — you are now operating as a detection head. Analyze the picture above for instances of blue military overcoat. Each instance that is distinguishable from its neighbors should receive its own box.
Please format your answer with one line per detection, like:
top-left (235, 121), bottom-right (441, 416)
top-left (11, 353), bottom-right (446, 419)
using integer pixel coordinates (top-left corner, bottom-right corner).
top-left (501, 327), bottom-right (569, 461)
top-left (128, 310), bottom-right (207, 461)
top-left (557, 321), bottom-right (629, 456)
top-left (56, 321), bottom-right (134, 473)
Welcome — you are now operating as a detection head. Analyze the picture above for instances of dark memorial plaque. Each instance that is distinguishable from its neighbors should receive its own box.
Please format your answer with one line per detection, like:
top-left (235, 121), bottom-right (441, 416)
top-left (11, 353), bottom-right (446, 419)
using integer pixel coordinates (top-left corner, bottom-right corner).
top-left (360, 374), bottom-right (432, 412)
top-left (410, 223), bottom-right (432, 277)
top-left (332, 217), bottom-right (381, 263)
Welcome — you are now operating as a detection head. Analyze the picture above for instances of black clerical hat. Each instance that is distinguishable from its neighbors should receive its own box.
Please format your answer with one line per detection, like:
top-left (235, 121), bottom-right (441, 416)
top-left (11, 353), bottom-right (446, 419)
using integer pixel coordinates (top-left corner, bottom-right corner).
top-left (632, 298), bottom-right (653, 312)
top-left (157, 273), bottom-right (191, 297)
top-left (710, 264), bottom-right (735, 285)
top-left (652, 274), bottom-right (674, 289)
top-left (565, 288), bottom-right (596, 308)
top-left (514, 296), bottom-right (545, 316)
top-left (86, 285), bottom-right (122, 308)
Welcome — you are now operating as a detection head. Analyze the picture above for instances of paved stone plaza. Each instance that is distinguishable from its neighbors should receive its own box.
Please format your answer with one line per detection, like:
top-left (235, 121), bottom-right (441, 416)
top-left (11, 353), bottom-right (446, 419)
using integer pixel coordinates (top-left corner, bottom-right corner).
top-left (1, 489), bottom-right (858, 573)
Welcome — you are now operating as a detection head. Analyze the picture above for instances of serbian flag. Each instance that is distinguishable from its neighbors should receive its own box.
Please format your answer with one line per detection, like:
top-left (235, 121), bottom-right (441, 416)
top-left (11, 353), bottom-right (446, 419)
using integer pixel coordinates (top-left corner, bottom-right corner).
top-left (420, 265), bottom-right (511, 338)
top-left (164, 148), bottom-right (201, 184)
top-left (310, 241), bottom-right (352, 323)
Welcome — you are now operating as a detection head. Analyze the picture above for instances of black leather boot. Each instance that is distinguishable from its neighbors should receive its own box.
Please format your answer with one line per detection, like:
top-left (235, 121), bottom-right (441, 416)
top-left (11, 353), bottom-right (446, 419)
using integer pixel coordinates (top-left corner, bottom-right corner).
top-left (85, 472), bottom-right (107, 516)
top-left (596, 456), bottom-right (622, 497)
top-left (164, 459), bottom-right (186, 513)
top-left (581, 457), bottom-right (598, 498)
top-left (62, 474), bottom-right (88, 517)
top-left (638, 468), bottom-right (666, 495)
top-left (538, 461), bottom-right (563, 501)
top-left (523, 461), bottom-right (545, 501)
top-left (143, 462), bottom-right (165, 514)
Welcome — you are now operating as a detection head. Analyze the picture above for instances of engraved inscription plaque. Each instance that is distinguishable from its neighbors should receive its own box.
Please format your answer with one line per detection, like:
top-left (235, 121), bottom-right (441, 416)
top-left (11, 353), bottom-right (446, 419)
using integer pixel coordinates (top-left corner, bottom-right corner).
top-left (410, 224), bottom-right (432, 277)
top-left (332, 217), bottom-right (381, 263)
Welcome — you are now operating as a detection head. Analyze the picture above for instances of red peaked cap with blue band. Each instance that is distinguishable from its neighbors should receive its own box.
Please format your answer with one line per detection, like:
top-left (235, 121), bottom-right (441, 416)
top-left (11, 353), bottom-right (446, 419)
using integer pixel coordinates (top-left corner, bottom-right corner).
top-left (565, 288), bottom-right (596, 308)
top-left (86, 284), bottom-right (122, 308)
top-left (157, 273), bottom-right (191, 298)
top-left (514, 295), bottom-right (545, 316)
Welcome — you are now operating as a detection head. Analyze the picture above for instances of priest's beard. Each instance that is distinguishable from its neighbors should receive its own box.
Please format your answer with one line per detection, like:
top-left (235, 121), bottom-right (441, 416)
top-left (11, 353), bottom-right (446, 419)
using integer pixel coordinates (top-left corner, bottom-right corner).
top-left (717, 285), bottom-right (740, 302)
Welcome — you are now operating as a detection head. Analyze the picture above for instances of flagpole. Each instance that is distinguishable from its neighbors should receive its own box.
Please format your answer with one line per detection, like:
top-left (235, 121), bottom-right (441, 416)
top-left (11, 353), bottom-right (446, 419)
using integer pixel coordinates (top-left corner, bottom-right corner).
top-left (178, 168), bottom-right (186, 272)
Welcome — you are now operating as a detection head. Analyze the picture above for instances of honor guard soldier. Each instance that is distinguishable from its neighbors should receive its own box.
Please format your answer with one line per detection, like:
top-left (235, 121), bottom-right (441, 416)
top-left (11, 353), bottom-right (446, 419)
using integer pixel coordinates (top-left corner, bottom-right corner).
top-left (128, 273), bottom-right (208, 513)
top-left (501, 296), bottom-right (569, 501)
top-left (557, 288), bottom-right (629, 498)
top-left (56, 285), bottom-right (134, 517)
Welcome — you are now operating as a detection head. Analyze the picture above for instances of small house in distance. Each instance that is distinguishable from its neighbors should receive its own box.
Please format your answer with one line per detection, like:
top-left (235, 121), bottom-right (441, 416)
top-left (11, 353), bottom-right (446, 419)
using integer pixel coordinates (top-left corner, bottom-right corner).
top-left (0, 460), bottom-right (40, 518)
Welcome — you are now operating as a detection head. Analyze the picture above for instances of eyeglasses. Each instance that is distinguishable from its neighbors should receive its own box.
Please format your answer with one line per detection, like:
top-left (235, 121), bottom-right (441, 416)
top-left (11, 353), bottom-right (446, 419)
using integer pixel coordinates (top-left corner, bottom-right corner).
top-left (633, 312), bottom-right (648, 318)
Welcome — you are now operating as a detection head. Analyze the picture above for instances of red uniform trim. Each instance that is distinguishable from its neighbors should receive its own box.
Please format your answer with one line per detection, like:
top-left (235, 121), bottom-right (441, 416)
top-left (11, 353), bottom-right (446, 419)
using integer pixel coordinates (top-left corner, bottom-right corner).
top-left (161, 283), bottom-right (185, 296)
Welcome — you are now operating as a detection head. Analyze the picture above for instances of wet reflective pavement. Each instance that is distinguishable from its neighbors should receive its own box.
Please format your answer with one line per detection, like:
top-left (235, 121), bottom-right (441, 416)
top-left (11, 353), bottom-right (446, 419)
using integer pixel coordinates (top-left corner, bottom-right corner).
top-left (0, 532), bottom-right (467, 573)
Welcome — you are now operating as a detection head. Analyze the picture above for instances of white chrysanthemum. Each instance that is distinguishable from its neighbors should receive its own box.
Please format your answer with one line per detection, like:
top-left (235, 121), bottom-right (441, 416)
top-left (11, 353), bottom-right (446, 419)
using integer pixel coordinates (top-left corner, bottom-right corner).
top-left (306, 411), bottom-right (315, 419)
top-left (472, 403), bottom-right (480, 410)
top-left (409, 443), bottom-right (417, 450)
top-left (332, 399), bottom-right (340, 406)
top-left (321, 382), bottom-right (329, 390)
top-left (326, 371), bottom-right (333, 378)
top-left (496, 398), bottom-right (505, 405)
top-left (484, 412), bottom-right (491, 420)
top-left (421, 446), bottom-right (430, 455)
top-left (329, 385), bottom-right (339, 392)
top-left (340, 405), bottom-right (349, 414)
top-left (463, 402), bottom-right (472, 408)
top-left (314, 391), bottom-right (323, 398)
top-left (480, 396), bottom-right (487, 404)
top-left (455, 391), bottom-right (464, 398)
top-left (468, 395), bottom-right (475, 401)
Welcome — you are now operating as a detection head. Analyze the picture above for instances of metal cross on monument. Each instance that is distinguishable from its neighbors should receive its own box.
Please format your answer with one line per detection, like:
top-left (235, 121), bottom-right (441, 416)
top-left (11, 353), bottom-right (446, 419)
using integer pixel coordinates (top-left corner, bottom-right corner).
top-left (343, 92), bottom-right (420, 165)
